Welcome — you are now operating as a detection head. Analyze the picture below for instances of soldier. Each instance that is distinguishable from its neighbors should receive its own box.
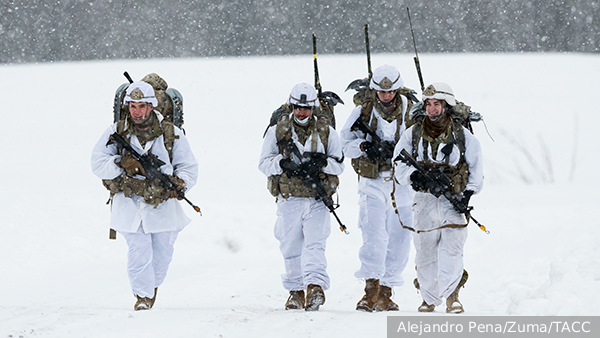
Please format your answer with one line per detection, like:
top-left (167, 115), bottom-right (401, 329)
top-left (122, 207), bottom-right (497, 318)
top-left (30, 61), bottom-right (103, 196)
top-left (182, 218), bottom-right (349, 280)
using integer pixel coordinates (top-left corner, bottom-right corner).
top-left (393, 83), bottom-right (483, 313)
top-left (259, 83), bottom-right (345, 311)
top-left (340, 65), bottom-right (414, 312)
top-left (91, 81), bottom-right (198, 311)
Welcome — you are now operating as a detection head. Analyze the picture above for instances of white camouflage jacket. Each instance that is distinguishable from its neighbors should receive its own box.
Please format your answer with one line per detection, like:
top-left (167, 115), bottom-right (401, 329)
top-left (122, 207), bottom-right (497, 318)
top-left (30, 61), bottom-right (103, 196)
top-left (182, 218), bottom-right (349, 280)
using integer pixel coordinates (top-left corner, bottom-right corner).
top-left (91, 112), bottom-right (198, 233)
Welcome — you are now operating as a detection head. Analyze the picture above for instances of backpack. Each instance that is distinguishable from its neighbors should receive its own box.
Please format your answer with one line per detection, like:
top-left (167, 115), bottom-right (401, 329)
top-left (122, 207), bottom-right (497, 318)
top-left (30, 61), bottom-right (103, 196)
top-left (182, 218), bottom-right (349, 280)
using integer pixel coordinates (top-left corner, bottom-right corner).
top-left (262, 91), bottom-right (342, 138)
top-left (113, 72), bottom-right (184, 130)
top-left (112, 73), bottom-right (185, 160)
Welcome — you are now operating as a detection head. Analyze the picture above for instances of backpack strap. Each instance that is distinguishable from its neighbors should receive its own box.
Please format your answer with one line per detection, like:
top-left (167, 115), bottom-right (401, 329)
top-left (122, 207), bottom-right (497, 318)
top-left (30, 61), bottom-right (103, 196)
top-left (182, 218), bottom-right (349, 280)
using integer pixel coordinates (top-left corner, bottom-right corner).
top-left (161, 120), bottom-right (179, 162)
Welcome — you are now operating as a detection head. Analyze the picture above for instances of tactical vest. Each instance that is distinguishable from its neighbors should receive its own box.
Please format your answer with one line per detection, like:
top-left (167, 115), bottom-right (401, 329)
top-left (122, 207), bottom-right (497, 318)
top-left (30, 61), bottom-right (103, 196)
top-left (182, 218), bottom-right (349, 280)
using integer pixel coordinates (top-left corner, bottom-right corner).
top-left (102, 114), bottom-right (180, 207)
top-left (351, 89), bottom-right (412, 179)
top-left (267, 111), bottom-right (339, 199)
top-left (411, 117), bottom-right (469, 195)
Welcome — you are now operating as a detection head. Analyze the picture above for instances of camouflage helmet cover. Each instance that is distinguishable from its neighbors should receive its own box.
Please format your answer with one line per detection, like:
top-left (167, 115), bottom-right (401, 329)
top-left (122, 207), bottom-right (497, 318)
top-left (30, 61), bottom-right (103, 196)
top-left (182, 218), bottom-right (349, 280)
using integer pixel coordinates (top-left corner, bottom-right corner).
top-left (123, 81), bottom-right (158, 106)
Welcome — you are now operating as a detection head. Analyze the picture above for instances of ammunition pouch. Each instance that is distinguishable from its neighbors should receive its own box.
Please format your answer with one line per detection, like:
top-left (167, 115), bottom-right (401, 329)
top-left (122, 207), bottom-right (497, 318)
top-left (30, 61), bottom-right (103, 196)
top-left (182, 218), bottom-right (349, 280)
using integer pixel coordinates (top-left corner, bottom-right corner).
top-left (270, 173), bottom-right (339, 199)
top-left (267, 175), bottom-right (281, 197)
top-left (102, 177), bottom-right (123, 195)
top-left (119, 175), bottom-right (173, 208)
top-left (351, 156), bottom-right (392, 179)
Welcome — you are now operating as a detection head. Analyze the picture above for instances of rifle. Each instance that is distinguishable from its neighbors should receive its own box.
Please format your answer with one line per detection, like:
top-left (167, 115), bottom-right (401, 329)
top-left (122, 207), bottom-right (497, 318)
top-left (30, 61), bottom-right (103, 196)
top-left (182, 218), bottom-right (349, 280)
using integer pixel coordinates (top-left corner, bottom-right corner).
top-left (351, 115), bottom-right (381, 143)
top-left (407, 7), bottom-right (425, 92)
top-left (395, 149), bottom-right (489, 233)
top-left (107, 132), bottom-right (202, 215)
top-left (350, 115), bottom-right (394, 164)
top-left (277, 137), bottom-right (349, 234)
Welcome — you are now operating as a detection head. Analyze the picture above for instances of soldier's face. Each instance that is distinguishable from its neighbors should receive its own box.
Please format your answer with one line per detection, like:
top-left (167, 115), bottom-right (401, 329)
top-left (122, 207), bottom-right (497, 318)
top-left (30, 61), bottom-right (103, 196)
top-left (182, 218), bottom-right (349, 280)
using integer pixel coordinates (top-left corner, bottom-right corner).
top-left (293, 106), bottom-right (312, 121)
top-left (377, 90), bottom-right (397, 104)
top-left (425, 99), bottom-right (444, 121)
top-left (129, 102), bottom-right (153, 122)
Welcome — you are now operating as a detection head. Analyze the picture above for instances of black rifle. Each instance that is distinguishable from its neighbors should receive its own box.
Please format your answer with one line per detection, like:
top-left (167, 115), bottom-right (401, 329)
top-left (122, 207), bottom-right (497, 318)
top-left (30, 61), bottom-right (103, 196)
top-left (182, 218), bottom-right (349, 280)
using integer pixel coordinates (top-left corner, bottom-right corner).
top-left (350, 115), bottom-right (395, 164)
top-left (107, 132), bottom-right (202, 215)
top-left (407, 7), bottom-right (425, 93)
top-left (395, 149), bottom-right (488, 233)
top-left (351, 115), bottom-right (381, 143)
top-left (277, 137), bottom-right (349, 234)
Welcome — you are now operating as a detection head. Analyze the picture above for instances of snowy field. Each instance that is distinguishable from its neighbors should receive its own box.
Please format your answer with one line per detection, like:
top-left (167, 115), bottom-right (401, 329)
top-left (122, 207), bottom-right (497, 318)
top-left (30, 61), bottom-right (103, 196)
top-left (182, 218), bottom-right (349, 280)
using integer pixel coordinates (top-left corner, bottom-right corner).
top-left (1, 53), bottom-right (599, 337)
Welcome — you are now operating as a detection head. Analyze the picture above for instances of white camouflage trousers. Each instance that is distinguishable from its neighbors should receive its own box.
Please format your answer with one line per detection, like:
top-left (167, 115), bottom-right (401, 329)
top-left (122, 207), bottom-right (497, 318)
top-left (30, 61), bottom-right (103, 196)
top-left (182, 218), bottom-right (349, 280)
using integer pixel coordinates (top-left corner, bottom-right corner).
top-left (414, 227), bottom-right (468, 306)
top-left (274, 196), bottom-right (331, 291)
top-left (120, 224), bottom-right (179, 299)
top-left (355, 178), bottom-right (413, 287)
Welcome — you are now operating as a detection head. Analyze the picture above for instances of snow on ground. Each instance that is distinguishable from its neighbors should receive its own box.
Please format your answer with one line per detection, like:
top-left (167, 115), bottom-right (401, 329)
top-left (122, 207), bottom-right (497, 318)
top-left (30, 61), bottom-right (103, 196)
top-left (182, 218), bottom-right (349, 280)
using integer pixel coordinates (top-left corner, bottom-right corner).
top-left (1, 53), bottom-right (599, 337)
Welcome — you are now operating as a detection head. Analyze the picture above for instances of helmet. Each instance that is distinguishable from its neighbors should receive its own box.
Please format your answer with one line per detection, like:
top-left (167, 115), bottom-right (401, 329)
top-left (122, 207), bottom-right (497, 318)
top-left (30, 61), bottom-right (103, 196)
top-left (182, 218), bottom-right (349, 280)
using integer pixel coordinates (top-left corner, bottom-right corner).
top-left (123, 81), bottom-right (158, 106)
top-left (422, 83), bottom-right (456, 106)
top-left (370, 65), bottom-right (404, 91)
top-left (287, 83), bottom-right (319, 108)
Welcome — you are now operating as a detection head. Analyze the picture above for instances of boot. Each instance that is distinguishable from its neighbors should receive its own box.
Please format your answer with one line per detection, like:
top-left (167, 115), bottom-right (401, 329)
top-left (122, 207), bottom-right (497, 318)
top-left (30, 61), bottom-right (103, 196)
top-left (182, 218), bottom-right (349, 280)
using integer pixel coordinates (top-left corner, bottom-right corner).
top-left (373, 285), bottom-right (399, 311)
top-left (305, 284), bottom-right (325, 311)
top-left (356, 278), bottom-right (379, 312)
top-left (148, 288), bottom-right (158, 308)
top-left (446, 269), bottom-right (468, 314)
top-left (418, 300), bottom-right (435, 312)
top-left (285, 290), bottom-right (305, 310)
top-left (134, 295), bottom-right (152, 311)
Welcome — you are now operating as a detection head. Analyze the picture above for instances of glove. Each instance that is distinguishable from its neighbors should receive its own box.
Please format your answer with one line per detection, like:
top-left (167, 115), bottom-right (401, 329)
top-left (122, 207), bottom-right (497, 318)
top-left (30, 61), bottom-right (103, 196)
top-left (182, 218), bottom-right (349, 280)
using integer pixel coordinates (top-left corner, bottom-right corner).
top-left (361, 141), bottom-right (380, 162)
top-left (410, 171), bottom-right (429, 192)
top-left (280, 158), bottom-right (300, 177)
top-left (299, 153), bottom-right (328, 177)
top-left (379, 141), bottom-right (395, 160)
top-left (169, 176), bottom-right (186, 200)
top-left (119, 155), bottom-right (146, 176)
top-left (453, 190), bottom-right (473, 213)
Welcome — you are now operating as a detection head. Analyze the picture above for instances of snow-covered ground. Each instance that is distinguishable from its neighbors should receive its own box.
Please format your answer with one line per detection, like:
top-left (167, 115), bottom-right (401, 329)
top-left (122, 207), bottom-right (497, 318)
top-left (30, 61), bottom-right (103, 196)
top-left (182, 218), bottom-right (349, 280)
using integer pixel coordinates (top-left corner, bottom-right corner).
top-left (1, 53), bottom-right (598, 337)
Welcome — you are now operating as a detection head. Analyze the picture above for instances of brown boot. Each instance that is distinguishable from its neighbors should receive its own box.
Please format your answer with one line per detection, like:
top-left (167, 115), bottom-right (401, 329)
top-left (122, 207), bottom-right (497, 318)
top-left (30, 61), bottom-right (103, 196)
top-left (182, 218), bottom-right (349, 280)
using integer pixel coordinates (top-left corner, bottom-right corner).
top-left (446, 269), bottom-right (468, 314)
top-left (134, 295), bottom-right (152, 311)
top-left (356, 279), bottom-right (379, 312)
top-left (418, 301), bottom-right (435, 312)
top-left (148, 288), bottom-right (158, 308)
top-left (305, 284), bottom-right (325, 311)
top-left (373, 285), bottom-right (399, 311)
top-left (285, 290), bottom-right (305, 310)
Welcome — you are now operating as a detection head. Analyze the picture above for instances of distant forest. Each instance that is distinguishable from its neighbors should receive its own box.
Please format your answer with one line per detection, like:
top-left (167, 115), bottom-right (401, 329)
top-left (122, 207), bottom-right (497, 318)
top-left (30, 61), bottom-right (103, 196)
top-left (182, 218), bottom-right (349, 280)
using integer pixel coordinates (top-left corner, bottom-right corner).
top-left (1, 0), bottom-right (598, 64)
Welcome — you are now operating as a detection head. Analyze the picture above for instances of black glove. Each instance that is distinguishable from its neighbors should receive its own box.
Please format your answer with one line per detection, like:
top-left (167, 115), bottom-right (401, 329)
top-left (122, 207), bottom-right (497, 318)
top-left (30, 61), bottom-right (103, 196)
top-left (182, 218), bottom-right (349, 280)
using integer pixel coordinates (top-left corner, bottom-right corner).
top-left (308, 152), bottom-right (328, 169)
top-left (279, 158), bottom-right (300, 177)
top-left (362, 141), bottom-right (380, 162)
top-left (410, 171), bottom-right (429, 192)
top-left (299, 153), bottom-right (328, 178)
top-left (379, 141), bottom-right (395, 160)
top-left (453, 190), bottom-right (474, 213)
